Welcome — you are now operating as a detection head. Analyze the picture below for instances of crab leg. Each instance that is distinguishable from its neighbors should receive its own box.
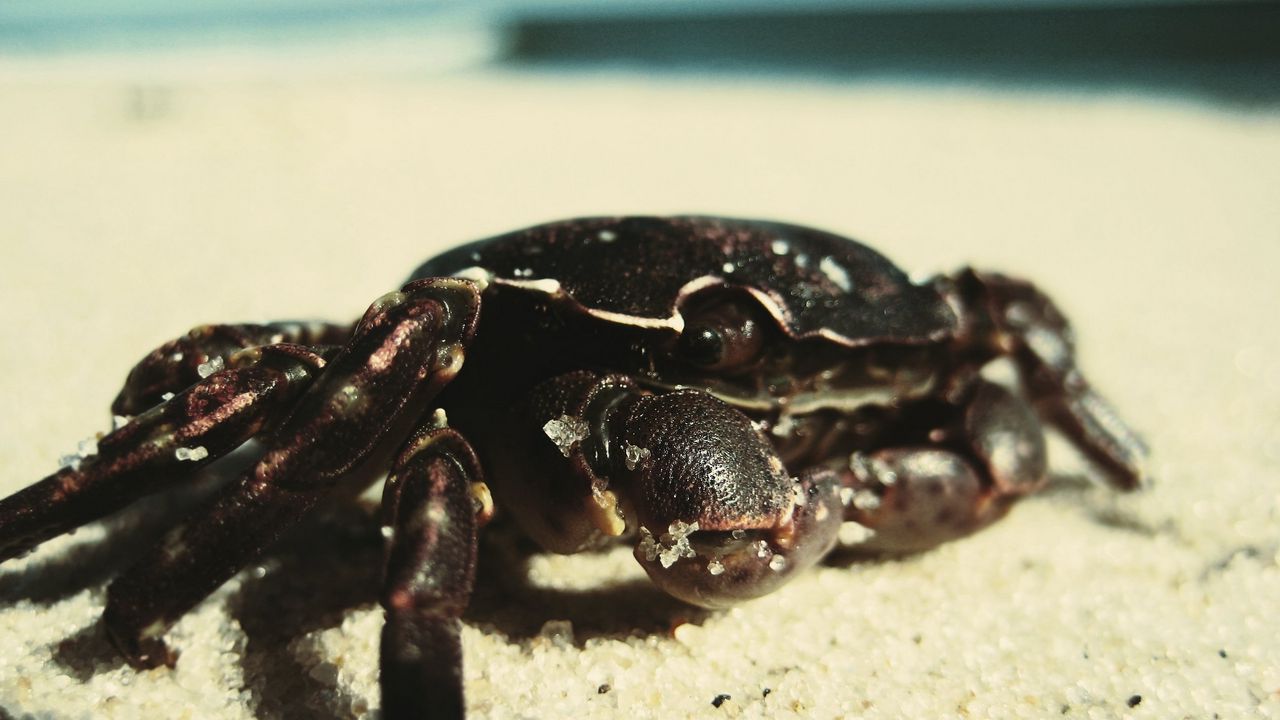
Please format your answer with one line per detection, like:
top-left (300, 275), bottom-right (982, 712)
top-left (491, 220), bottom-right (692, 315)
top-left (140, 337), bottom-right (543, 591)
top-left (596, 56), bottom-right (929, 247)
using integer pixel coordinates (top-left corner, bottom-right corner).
top-left (945, 268), bottom-right (1149, 489)
top-left (113, 320), bottom-right (351, 416)
top-left (102, 277), bottom-right (481, 668)
top-left (839, 380), bottom-right (1048, 555)
top-left (0, 344), bottom-right (329, 564)
top-left (380, 426), bottom-right (488, 720)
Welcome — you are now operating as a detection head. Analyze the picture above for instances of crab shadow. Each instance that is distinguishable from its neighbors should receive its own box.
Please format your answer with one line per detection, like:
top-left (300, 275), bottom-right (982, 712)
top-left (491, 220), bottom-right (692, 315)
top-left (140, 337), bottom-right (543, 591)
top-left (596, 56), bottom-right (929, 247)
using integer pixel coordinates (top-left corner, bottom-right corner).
top-left (228, 504), bottom-right (699, 720)
top-left (204, 502), bottom-right (697, 720)
top-left (467, 525), bottom-right (705, 641)
top-left (229, 469), bottom-right (1176, 718)
top-left (12, 466), bottom-right (1166, 718)
top-left (5, 480), bottom-right (699, 720)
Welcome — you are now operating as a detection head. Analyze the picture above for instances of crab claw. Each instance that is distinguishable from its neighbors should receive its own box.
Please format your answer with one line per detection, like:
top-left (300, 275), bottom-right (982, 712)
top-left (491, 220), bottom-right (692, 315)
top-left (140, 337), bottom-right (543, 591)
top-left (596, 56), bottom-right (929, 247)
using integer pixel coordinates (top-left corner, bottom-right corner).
top-left (612, 390), bottom-right (842, 608)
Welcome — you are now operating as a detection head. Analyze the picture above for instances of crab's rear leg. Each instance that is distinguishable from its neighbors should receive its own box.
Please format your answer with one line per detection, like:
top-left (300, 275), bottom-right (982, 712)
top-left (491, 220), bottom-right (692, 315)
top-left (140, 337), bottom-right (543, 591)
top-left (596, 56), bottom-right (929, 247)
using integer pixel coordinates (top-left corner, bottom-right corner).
top-left (840, 380), bottom-right (1047, 554)
top-left (380, 426), bottom-right (490, 720)
top-left (112, 321), bottom-right (351, 416)
top-left (0, 344), bottom-right (330, 564)
top-left (944, 268), bottom-right (1149, 489)
top-left (102, 277), bottom-right (481, 668)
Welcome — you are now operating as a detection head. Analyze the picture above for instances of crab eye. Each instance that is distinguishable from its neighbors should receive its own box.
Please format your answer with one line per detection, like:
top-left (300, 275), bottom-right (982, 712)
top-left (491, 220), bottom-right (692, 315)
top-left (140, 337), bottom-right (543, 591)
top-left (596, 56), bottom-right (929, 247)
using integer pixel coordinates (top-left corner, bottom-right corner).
top-left (679, 326), bottom-right (726, 367)
top-left (678, 300), bottom-right (766, 372)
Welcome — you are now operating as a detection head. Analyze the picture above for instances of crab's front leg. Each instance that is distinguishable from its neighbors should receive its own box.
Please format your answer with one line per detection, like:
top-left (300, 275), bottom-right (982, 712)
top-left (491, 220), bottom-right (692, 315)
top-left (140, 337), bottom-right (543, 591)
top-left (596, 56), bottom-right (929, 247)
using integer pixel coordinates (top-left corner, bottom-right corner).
top-left (102, 277), bottom-right (480, 668)
top-left (839, 379), bottom-right (1048, 554)
top-left (835, 269), bottom-right (1150, 554)
top-left (944, 268), bottom-right (1149, 488)
top-left (380, 425), bottom-right (490, 720)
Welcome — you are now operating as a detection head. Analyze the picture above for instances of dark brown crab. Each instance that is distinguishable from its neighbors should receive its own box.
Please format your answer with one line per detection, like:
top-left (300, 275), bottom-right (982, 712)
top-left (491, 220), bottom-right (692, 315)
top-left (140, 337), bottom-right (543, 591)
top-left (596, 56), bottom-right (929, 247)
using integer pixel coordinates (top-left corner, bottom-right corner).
top-left (0, 216), bottom-right (1146, 718)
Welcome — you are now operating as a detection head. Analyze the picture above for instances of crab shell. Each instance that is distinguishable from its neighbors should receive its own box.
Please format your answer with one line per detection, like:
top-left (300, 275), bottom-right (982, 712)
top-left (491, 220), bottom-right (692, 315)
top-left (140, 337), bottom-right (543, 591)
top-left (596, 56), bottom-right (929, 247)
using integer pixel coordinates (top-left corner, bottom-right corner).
top-left (412, 216), bottom-right (958, 347)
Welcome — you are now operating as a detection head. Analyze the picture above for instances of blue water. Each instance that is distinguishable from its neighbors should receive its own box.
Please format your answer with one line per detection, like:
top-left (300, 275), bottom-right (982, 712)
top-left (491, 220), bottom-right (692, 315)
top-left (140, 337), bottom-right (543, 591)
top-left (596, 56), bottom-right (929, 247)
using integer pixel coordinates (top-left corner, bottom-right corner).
top-left (0, 1), bottom-right (475, 52)
top-left (2, 1), bottom-right (1275, 106)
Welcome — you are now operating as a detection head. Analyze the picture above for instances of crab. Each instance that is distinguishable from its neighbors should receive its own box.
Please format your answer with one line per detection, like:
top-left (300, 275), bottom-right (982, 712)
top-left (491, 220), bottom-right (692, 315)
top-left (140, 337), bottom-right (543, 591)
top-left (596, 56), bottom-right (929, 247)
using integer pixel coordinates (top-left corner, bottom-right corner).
top-left (0, 216), bottom-right (1147, 718)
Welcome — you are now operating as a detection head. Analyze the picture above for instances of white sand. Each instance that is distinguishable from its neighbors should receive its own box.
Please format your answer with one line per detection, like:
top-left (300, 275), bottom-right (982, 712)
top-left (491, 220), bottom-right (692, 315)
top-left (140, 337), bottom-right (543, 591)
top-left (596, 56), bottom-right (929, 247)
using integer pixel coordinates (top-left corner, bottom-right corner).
top-left (1, 70), bottom-right (1278, 719)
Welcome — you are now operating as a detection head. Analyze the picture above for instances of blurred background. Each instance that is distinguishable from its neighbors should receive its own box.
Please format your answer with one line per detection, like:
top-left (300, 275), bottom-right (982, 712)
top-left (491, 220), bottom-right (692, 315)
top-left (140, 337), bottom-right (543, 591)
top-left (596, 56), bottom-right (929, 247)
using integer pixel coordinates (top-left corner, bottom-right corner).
top-left (2, 0), bottom-right (1277, 102)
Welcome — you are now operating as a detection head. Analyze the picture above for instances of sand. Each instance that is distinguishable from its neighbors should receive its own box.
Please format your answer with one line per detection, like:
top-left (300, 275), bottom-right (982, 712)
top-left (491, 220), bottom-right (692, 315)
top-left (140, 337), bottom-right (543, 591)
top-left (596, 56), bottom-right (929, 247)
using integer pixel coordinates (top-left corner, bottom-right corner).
top-left (1, 69), bottom-right (1278, 719)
